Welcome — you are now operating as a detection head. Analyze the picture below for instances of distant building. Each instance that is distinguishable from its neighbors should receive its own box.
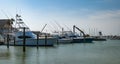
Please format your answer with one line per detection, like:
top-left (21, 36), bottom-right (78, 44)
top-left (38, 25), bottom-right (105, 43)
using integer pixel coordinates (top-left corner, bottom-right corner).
top-left (0, 19), bottom-right (14, 37)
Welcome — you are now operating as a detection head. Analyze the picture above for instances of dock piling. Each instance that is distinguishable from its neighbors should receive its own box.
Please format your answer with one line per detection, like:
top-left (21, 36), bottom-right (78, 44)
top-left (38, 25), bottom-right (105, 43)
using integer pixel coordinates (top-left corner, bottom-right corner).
top-left (14, 37), bottom-right (16, 46)
top-left (45, 34), bottom-right (47, 46)
top-left (7, 34), bottom-right (9, 48)
top-left (37, 34), bottom-right (39, 49)
top-left (23, 27), bottom-right (26, 52)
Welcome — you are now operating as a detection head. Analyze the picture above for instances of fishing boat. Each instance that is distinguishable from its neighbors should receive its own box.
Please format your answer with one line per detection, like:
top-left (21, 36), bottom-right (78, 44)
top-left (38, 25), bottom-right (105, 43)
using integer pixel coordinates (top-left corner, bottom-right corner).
top-left (93, 37), bottom-right (106, 41)
top-left (70, 25), bottom-right (93, 43)
top-left (52, 31), bottom-right (73, 44)
top-left (8, 31), bottom-right (56, 46)
top-left (52, 25), bottom-right (94, 43)
top-left (93, 32), bottom-right (107, 41)
top-left (7, 14), bottom-right (57, 46)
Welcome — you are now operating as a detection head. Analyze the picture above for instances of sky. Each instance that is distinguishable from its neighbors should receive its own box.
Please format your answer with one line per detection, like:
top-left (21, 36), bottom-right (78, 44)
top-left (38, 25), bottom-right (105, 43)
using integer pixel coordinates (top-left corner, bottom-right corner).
top-left (0, 0), bottom-right (120, 35)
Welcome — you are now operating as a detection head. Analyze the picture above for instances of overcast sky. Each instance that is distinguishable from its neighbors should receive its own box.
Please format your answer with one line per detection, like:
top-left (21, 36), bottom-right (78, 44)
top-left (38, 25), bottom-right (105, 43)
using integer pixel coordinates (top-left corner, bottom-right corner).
top-left (0, 0), bottom-right (120, 35)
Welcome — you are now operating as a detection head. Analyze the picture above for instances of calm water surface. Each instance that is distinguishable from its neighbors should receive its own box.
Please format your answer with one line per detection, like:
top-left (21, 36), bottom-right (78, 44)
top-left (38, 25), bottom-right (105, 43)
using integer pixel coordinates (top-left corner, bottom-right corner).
top-left (0, 40), bottom-right (120, 64)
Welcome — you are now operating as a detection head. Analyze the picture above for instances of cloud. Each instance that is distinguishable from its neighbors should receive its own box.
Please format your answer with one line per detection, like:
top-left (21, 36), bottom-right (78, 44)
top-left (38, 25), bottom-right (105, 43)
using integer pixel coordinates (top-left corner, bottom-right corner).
top-left (84, 10), bottom-right (120, 35)
top-left (89, 10), bottom-right (120, 21)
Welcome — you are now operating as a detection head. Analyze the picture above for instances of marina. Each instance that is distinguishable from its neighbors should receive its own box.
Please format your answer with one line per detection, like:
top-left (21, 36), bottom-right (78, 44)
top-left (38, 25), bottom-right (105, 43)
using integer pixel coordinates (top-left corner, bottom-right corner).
top-left (1, 16), bottom-right (118, 64)
top-left (0, 0), bottom-right (120, 64)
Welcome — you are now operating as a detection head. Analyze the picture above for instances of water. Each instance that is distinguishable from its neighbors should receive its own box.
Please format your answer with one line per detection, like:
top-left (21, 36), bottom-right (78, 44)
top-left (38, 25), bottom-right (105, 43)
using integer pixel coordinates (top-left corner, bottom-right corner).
top-left (0, 40), bottom-right (120, 64)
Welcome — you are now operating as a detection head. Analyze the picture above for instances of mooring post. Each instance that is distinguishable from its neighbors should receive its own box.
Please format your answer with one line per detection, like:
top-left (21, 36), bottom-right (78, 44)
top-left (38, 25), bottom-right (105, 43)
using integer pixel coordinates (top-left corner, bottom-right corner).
top-left (37, 34), bottom-right (39, 49)
top-left (7, 34), bottom-right (9, 48)
top-left (83, 36), bottom-right (86, 42)
top-left (4, 37), bottom-right (5, 44)
top-left (14, 37), bottom-right (16, 46)
top-left (23, 27), bottom-right (26, 52)
top-left (45, 34), bottom-right (47, 46)
top-left (56, 37), bottom-right (59, 45)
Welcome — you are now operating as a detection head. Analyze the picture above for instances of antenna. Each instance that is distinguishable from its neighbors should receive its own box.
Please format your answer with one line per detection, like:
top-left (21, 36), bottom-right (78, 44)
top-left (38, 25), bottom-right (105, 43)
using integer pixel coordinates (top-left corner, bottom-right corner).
top-left (49, 21), bottom-right (59, 32)
top-left (40, 24), bottom-right (47, 33)
top-left (6, 11), bottom-right (14, 18)
top-left (47, 24), bottom-right (55, 33)
top-left (54, 20), bottom-right (62, 29)
top-left (63, 24), bottom-right (72, 31)
top-left (1, 10), bottom-right (9, 19)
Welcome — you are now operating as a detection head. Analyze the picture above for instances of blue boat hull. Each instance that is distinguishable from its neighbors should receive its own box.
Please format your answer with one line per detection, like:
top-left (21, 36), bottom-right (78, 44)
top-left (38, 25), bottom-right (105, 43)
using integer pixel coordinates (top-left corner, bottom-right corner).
top-left (72, 38), bottom-right (93, 43)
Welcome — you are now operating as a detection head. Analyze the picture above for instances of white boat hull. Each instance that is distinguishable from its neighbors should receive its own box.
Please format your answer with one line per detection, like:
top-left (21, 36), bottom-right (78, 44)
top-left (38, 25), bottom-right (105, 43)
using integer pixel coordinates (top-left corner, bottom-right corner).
top-left (58, 38), bottom-right (73, 44)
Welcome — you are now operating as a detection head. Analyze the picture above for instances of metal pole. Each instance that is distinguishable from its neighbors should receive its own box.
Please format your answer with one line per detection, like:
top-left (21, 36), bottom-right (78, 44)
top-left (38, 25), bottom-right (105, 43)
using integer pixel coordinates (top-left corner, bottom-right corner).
top-left (45, 34), bottom-right (47, 46)
top-left (14, 37), bottom-right (16, 46)
top-left (37, 34), bottom-right (39, 49)
top-left (7, 34), bottom-right (9, 48)
top-left (73, 25), bottom-right (75, 34)
top-left (56, 37), bottom-right (59, 45)
top-left (4, 37), bottom-right (5, 44)
top-left (23, 27), bottom-right (26, 52)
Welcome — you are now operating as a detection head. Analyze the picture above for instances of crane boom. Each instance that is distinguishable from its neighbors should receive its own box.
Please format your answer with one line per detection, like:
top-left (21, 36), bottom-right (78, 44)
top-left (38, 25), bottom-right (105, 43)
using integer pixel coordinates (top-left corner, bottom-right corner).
top-left (73, 25), bottom-right (86, 37)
